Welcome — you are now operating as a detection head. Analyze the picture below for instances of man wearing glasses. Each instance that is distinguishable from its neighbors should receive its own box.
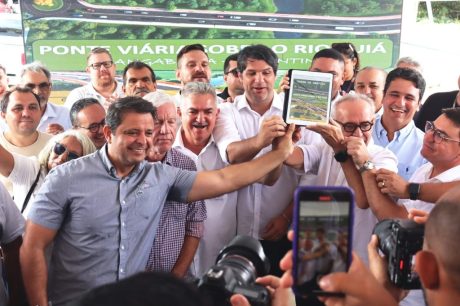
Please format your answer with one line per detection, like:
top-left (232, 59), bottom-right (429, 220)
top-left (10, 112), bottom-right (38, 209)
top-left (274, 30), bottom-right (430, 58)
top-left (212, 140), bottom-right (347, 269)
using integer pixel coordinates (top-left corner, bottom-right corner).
top-left (372, 67), bottom-right (427, 181)
top-left (17, 62), bottom-right (72, 135)
top-left (217, 53), bottom-right (244, 102)
top-left (64, 47), bottom-right (124, 110)
top-left (284, 94), bottom-right (398, 264)
top-left (70, 98), bottom-right (107, 149)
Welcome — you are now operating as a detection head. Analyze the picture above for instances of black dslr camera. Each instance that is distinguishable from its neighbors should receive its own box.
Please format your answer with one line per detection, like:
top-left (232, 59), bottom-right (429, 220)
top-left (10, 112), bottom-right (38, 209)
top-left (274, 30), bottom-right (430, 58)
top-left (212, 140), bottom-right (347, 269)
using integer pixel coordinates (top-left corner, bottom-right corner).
top-left (373, 219), bottom-right (424, 289)
top-left (198, 235), bottom-right (271, 306)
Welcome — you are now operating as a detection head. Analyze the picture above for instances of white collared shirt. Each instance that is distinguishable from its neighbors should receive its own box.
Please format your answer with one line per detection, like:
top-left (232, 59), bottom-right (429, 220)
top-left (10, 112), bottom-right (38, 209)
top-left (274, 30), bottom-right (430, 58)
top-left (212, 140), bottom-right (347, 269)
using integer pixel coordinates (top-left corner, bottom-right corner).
top-left (173, 130), bottom-right (237, 277)
top-left (38, 102), bottom-right (72, 132)
top-left (64, 82), bottom-right (124, 109)
top-left (399, 162), bottom-right (460, 213)
top-left (213, 92), bottom-right (302, 238)
top-left (298, 139), bottom-right (398, 264)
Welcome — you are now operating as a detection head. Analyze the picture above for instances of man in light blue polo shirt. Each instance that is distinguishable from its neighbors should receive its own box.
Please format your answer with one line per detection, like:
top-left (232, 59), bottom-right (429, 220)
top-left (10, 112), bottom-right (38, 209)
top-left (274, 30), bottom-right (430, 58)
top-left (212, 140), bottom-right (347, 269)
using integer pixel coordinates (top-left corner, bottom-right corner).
top-left (372, 67), bottom-right (427, 180)
top-left (20, 96), bottom-right (295, 306)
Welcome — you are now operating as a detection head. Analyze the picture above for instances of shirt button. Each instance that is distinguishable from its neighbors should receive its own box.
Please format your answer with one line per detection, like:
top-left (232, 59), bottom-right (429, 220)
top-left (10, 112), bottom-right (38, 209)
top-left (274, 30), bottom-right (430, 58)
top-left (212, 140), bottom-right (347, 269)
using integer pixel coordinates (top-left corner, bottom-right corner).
top-left (122, 222), bottom-right (126, 227)
top-left (120, 268), bottom-right (124, 273)
top-left (122, 200), bottom-right (126, 204)
top-left (121, 245), bottom-right (125, 250)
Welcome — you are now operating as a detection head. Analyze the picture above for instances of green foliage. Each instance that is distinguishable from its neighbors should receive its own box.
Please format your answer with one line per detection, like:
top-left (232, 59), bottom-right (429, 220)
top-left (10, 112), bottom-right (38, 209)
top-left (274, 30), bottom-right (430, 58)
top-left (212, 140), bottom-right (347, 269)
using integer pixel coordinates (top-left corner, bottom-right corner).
top-left (418, 1), bottom-right (460, 23)
top-left (304, 0), bottom-right (401, 16)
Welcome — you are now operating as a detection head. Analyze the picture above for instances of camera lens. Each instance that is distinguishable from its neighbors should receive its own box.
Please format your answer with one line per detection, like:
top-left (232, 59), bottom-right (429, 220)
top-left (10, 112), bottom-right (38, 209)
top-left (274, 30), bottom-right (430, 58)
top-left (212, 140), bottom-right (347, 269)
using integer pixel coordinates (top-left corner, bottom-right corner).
top-left (215, 235), bottom-right (270, 283)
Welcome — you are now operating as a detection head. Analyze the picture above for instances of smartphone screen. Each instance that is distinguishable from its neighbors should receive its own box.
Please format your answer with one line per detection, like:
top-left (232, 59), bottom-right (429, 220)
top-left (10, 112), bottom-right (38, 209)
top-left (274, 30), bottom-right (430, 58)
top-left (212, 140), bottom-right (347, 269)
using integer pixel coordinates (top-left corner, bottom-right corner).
top-left (293, 186), bottom-right (354, 298)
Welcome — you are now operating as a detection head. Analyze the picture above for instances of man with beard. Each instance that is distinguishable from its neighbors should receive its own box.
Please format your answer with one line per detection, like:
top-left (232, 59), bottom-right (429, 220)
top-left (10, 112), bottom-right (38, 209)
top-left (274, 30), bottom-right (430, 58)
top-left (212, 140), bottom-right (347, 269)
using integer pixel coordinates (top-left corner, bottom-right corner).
top-left (372, 68), bottom-right (427, 180)
top-left (174, 44), bottom-right (222, 107)
top-left (122, 61), bottom-right (157, 97)
top-left (64, 47), bottom-right (124, 110)
top-left (143, 91), bottom-right (206, 277)
top-left (70, 98), bottom-right (107, 149)
top-left (18, 62), bottom-right (71, 135)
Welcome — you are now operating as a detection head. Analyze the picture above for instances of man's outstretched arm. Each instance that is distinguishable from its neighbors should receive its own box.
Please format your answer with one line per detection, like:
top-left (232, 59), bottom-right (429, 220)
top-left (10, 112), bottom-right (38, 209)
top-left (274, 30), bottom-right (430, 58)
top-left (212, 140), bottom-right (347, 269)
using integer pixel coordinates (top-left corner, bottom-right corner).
top-left (187, 124), bottom-right (295, 202)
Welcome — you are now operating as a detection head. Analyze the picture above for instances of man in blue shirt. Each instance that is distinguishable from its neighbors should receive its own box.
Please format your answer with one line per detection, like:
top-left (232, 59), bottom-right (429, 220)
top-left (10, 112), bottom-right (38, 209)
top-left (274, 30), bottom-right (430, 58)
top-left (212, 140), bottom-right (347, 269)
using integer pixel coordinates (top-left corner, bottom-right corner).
top-left (372, 67), bottom-right (427, 180)
top-left (20, 96), bottom-right (295, 306)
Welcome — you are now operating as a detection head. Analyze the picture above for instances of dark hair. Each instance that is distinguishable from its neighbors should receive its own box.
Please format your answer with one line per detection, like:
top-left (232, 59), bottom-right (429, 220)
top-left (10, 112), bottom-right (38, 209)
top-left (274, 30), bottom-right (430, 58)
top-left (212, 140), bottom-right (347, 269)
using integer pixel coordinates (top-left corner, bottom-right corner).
top-left (312, 48), bottom-right (345, 66)
top-left (331, 42), bottom-right (360, 74)
top-left (0, 64), bottom-right (6, 74)
top-left (223, 53), bottom-right (239, 74)
top-left (1, 86), bottom-right (41, 113)
top-left (384, 67), bottom-right (426, 101)
top-left (176, 44), bottom-right (209, 68)
top-left (122, 61), bottom-right (156, 85)
top-left (69, 98), bottom-right (102, 127)
top-left (73, 272), bottom-right (211, 306)
top-left (441, 107), bottom-right (460, 132)
top-left (86, 47), bottom-right (113, 63)
top-left (237, 44), bottom-right (278, 74)
top-left (106, 96), bottom-right (157, 132)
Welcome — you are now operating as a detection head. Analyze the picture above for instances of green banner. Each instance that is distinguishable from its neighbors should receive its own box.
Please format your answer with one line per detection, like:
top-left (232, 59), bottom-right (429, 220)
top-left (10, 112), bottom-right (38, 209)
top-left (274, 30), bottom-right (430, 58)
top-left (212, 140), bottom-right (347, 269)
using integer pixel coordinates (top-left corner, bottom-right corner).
top-left (32, 38), bottom-right (393, 72)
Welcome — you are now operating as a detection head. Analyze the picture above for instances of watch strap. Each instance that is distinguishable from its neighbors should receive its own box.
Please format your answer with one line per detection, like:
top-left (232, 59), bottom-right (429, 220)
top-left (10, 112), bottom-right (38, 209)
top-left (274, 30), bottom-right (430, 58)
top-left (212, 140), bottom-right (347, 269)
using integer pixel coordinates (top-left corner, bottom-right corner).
top-left (334, 150), bottom-right (349, 163)
top-left (408, 183), bottom-right (421, 201)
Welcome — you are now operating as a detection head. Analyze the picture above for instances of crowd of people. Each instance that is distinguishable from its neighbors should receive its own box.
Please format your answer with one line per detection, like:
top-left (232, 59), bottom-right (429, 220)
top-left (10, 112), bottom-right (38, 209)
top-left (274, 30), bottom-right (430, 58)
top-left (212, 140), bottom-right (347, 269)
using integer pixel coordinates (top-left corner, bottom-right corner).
top-left (0, 41), bottom-right (459, 306)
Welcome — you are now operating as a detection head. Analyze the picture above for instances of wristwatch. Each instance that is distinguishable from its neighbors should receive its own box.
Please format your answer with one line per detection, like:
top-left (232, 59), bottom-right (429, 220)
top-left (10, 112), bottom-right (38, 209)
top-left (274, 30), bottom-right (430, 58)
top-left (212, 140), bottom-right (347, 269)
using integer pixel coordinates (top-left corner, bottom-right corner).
top-left (359, 160), bottom-right (375, 173)
top-left (408, 183), bottom-right (421, 200)
top-left (334, 150), bottom-right (349, 163)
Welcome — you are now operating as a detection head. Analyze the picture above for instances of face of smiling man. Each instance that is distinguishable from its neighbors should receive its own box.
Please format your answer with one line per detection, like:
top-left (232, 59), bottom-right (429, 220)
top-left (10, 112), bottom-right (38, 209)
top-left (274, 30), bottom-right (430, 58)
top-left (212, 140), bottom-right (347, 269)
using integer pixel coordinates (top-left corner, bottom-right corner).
top-left (381, 77), bottom-right (420, 133)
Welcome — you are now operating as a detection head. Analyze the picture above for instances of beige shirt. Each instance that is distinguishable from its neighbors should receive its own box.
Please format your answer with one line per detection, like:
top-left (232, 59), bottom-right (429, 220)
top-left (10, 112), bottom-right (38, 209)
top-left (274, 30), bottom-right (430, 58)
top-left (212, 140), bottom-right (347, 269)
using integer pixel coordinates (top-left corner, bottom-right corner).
top-left (0, 131), bottom-right (52, 195)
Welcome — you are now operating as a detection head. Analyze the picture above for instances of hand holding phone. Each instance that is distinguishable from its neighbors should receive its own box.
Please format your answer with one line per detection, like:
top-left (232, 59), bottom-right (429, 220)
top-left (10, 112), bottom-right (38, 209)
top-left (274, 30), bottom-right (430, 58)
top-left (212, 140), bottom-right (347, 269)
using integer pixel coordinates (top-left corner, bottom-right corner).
top-left (292, 186), bottom-right (354, 299)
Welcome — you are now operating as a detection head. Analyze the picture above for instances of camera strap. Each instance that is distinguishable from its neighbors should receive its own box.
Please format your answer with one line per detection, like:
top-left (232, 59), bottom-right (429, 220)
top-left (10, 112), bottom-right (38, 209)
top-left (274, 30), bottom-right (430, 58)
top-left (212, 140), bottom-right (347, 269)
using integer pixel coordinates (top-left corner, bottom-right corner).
top-left (21, 170), bottom-right (41, 214)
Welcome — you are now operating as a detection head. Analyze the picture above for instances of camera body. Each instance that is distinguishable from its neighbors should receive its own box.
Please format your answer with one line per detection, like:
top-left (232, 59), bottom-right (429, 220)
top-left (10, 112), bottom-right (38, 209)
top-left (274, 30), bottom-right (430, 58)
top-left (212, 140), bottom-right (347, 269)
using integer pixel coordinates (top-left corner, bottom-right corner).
top-left (198, 236), bottom-right (271, 306)
top-left (373, 219), bottom-right (425, 289)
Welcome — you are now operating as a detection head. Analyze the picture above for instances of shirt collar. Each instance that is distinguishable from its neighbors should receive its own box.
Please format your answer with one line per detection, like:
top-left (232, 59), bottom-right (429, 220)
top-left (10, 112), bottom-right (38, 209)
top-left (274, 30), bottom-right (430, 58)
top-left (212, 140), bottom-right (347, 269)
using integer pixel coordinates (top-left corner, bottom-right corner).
top-left (173, 127), bottom-right (215, 154)
top-left (99, 144), bottom-right (145, 178)
top-left (375, 115), bottom-right (417, 142)
top-left (41, 102), bottom-right (57, 121)
top-left (235, 91), bottom-right (283, 112)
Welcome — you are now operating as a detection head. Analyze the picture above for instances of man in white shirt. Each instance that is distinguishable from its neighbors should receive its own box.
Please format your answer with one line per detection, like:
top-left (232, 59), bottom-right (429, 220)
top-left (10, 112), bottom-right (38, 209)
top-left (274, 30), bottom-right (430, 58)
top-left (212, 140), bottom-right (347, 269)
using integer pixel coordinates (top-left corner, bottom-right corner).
top-left (284, 94), bottom-right (398, 263)
top-left (64, 47), bottom-right (123, 110)
top-left (174, 82), bottom-right (238, 277)
top-left (20, 62), bottom-right (71, 134)
top-left (213, 44), bottom-right (301, 276)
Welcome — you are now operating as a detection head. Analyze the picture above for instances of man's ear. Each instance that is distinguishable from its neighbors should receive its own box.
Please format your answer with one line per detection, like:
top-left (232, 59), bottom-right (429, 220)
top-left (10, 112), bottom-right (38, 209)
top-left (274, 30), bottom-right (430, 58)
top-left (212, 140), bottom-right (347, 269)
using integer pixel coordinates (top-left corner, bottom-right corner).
top-left (0, 112), bottom-right (5, 120)
top-left (103, 125), bottom-right (113, 144)
top-left (416, 250), bottom-right (440, 290)
top-left (175, 69), bottom-right (181, 83)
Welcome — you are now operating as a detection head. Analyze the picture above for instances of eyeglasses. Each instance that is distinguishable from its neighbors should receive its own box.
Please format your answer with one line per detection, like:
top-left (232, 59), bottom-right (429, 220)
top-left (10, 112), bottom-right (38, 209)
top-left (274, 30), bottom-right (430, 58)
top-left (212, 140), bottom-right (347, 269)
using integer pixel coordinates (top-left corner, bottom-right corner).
top-left (425, 121), bottom-right (460, 144)
top-left (53, 143), bottom-right (81, 161)
top-left (336, 120), bottom-right (373, 133)
top-left (24, 82), bottom-right (51, 90)
top-left (225, 68), bottom-right (239, 77)
top-left (78, 119), bottom-right (105, 133)
top-left (88, 61), bottom-right (113, 70)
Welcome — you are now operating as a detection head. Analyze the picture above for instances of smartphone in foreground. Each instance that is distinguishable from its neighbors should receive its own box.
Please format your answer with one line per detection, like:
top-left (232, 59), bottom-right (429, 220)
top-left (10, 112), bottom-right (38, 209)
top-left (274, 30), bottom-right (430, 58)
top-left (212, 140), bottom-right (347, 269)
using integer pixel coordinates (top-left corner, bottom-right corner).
top-left (292, 186), bottom-right (354, 299)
